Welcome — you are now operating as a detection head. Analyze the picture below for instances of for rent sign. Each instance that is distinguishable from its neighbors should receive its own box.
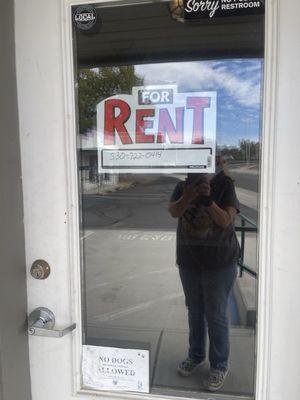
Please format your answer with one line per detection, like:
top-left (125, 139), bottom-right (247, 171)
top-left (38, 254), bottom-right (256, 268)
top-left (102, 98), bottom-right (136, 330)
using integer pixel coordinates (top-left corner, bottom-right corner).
top-left (97, 85), bottom-right (217, 173)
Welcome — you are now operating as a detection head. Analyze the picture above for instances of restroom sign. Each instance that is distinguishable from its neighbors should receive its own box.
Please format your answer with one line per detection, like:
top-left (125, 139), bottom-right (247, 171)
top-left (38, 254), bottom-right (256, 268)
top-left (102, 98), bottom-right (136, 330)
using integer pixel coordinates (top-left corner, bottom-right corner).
top-left (97, 85), bottom-right (217, 173)
top-left (184, 0), bottom-right (264, 19)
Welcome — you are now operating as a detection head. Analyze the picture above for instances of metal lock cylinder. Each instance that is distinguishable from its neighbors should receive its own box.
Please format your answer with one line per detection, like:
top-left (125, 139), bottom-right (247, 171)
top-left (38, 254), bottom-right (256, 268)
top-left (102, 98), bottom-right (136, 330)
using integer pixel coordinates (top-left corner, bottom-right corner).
top-left (30, 260), bottom-right (51, 280)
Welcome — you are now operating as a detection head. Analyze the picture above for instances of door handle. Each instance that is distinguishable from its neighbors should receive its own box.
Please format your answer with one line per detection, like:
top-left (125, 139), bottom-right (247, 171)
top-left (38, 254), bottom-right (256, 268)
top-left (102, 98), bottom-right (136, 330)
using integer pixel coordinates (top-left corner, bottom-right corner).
top-left (28, 307), bottom-right (76, 338)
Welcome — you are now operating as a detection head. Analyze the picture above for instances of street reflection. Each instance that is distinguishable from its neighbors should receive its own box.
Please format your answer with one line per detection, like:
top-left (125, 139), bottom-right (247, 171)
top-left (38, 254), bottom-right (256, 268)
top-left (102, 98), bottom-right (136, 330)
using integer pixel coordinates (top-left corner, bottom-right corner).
top-left (79, 59), bottom-right (260, 397)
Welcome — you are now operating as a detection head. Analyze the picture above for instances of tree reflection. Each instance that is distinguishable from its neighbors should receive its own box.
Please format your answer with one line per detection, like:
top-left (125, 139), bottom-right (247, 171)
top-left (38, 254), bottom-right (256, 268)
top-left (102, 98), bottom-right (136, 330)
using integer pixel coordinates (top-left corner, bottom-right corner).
top-left (78, 66), bottom-right (144, 134)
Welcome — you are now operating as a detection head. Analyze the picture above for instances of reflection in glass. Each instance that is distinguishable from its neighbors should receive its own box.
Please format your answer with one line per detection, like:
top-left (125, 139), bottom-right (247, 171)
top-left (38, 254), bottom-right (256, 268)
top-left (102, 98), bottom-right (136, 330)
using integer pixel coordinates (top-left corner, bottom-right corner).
top-left (78, 59), bottom-right (261, 396)
top-left (74, 1), bottom-right (263, 397)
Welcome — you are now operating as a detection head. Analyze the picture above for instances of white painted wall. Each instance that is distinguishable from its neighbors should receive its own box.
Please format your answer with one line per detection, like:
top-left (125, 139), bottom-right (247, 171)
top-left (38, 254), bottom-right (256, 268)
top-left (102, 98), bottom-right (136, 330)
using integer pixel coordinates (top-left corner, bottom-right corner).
top-left (264, 1), bottom-right (300, 398)
top-left (0, 1), bottom-right (31, 400)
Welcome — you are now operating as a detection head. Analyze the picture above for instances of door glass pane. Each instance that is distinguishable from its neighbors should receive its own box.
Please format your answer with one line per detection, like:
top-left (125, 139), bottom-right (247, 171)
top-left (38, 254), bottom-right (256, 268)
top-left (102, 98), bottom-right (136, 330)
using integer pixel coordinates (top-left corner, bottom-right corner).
top-left (73, 1), bottom-right (264, 397)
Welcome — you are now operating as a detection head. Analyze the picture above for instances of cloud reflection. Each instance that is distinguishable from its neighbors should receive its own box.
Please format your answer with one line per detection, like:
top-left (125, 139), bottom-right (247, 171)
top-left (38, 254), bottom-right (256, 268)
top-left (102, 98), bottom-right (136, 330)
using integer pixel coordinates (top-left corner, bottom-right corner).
top-left (135, 59), bottom-right (263, 146)
top-left (135, 59), bottom-right (262, 108)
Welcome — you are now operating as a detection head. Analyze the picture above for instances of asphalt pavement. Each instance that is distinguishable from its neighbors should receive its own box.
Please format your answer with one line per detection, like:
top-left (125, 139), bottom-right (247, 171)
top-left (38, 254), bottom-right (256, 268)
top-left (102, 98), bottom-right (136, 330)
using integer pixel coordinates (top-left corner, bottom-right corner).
top-left (82, 167), bottom-right (259, 328)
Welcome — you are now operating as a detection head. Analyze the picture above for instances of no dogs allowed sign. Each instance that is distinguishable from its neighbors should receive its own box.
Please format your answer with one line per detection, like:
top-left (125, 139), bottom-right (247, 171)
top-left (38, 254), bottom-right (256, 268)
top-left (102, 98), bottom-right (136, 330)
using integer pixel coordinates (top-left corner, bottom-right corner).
top-left (97, 85), bottom-right (217, 174)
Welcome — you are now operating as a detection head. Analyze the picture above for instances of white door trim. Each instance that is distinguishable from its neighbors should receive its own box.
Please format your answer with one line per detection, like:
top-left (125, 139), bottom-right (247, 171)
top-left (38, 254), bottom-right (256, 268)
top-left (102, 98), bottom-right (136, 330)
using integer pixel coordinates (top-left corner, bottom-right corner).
top-left (255, 1), bottom-right (279, 400)
top-left (59, 1), bottom-right (277, 399)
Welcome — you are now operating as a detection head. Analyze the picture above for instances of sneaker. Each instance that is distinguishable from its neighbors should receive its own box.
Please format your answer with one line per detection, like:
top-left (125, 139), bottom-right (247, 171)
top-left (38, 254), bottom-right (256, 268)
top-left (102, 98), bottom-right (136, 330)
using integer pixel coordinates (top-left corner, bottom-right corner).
top-left (203, 368), bottom-right (228, 391)
top-left (177, 358), bottom-right (206, 377)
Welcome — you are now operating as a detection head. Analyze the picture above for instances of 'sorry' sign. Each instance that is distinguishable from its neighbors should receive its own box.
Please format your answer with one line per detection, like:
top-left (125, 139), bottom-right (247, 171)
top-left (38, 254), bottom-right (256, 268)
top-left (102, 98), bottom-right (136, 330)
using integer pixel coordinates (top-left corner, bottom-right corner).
top-left (184, 0), bottom-right (264, 19)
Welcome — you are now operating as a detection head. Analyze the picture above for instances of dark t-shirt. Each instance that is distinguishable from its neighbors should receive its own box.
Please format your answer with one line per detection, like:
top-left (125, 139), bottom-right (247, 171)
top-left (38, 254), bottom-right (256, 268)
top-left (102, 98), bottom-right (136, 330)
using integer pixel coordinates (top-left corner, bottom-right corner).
top-left (170, 171), bottom-right (240, 270)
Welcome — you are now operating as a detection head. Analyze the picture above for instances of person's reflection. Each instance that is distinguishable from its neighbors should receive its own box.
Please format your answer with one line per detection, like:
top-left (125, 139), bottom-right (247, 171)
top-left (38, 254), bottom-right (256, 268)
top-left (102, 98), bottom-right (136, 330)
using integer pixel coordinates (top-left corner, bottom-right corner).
top-left (168, 156), bottom-right (240, 392)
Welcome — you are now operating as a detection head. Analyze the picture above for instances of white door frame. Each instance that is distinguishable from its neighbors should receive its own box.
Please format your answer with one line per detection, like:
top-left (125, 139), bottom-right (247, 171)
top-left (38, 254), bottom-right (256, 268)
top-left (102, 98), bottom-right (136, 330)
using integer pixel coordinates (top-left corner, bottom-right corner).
top-left (61, 1), bottom-right (276, 398)
top-left (254, 1), bottom-right (278, 400)
top-left (16, 0), bottom-right (278, 399)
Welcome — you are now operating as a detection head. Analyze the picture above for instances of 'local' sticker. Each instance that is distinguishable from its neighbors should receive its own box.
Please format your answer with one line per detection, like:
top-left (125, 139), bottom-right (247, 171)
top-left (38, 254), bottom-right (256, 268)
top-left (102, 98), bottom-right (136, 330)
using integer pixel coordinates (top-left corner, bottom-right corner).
top-left (73, 5), bottom-right (98, 31)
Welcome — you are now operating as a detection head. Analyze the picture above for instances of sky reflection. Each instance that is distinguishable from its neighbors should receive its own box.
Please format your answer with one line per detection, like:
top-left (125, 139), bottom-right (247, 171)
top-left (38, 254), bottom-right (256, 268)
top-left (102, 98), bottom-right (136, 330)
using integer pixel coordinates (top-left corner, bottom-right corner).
top-left (135, 59), bottom-right (263, 146)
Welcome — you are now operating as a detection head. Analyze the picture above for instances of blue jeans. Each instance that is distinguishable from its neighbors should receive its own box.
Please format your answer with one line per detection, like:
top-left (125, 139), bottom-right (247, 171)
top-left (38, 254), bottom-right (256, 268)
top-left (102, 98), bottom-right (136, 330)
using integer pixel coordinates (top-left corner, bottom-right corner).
top-left (179, 264), bottom-right (237, 371)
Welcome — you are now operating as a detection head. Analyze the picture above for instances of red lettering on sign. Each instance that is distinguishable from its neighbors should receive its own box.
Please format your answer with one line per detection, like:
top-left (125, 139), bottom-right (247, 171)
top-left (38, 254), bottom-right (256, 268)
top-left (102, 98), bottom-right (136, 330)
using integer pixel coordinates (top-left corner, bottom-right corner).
top-left (157, 107), bottom-right (184, 144)
top-left (135, 109), bottom-right (155, 144)
top-left (186, 97), bottom-right (210, 144)
top-left (104, 99), bottom-right (133, 145)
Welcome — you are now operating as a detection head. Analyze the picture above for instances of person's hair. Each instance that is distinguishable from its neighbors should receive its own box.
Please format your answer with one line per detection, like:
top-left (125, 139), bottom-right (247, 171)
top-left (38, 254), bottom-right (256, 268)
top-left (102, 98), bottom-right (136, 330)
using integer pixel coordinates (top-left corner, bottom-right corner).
top-left (218, 154), bottom-right (230, 177)
top-left (223, 159), bottom-right (230, 177)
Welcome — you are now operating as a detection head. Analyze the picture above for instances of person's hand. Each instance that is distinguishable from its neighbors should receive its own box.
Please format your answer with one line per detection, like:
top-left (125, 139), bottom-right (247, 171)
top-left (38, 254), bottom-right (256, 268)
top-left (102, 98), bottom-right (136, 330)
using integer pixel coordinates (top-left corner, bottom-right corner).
top-left (183, 176), bottom-right (211, 203)
top-left (197, 176), bottom-right (211, 197)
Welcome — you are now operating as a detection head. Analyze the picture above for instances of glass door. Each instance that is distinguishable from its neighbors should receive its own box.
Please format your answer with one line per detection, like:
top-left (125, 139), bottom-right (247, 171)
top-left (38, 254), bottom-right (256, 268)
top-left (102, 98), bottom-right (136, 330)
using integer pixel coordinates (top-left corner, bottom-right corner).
top-left (73, 1), bottom-right (264, 397)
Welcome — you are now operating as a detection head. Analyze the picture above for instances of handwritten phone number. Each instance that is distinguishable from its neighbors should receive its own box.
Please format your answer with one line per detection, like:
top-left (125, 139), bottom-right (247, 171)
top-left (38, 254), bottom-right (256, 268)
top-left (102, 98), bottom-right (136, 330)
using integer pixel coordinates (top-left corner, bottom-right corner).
top-left (109, 151), bottom-right (163, 161)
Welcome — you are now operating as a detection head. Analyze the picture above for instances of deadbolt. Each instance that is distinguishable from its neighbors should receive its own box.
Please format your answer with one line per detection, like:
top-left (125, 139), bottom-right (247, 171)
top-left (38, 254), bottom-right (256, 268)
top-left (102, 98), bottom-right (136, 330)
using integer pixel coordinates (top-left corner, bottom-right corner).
top-left (30, 260), bottom-right (51, 280)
